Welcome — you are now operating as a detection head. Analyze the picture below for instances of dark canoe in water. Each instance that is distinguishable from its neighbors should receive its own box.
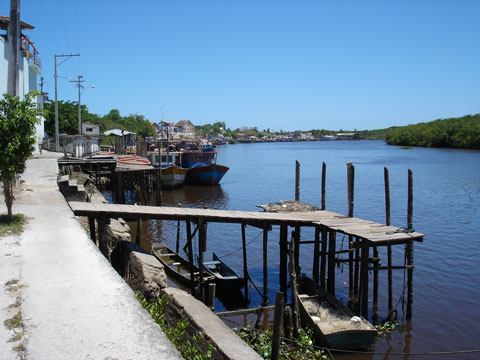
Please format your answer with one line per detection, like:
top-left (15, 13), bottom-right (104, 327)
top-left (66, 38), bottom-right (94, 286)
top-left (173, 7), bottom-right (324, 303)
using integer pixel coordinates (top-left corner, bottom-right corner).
top-left (297, 277), bottom-right (377, 350)
top-left (199, 252), bottom-right (245, 292)
top-left (152, 243), bottom-right (212, 288)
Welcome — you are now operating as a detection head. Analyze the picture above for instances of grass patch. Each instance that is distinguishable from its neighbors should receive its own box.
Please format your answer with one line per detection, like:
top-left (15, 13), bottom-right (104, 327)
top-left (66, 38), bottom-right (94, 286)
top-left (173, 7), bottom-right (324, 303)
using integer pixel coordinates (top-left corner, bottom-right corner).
top-left (12, 343), bottom-right (25, 352)
top-left (9, 331), bottom-right (24, 342)
top-left (4, 311), bottom-right (22, 330)
top-left (0, 214), bottom-right (29, 237)
top-left (5, 279), bottom-right (27, 293)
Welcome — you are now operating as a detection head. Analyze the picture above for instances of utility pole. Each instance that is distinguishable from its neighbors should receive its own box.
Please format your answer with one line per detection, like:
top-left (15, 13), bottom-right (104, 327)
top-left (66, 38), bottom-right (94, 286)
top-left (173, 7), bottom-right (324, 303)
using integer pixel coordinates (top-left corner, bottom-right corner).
top-left (70, 75), bottom-right (85, 134)
top-left (7, 0), bottom-right (20, 96)
top-left (54, 53), bottom-right (79, 151)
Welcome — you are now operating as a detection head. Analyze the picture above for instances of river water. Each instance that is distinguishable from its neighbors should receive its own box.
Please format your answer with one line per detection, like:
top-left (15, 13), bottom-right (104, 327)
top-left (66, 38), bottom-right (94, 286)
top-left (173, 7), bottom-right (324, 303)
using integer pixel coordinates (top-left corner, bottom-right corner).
top-left (109, 140), bottom-right (480, 359)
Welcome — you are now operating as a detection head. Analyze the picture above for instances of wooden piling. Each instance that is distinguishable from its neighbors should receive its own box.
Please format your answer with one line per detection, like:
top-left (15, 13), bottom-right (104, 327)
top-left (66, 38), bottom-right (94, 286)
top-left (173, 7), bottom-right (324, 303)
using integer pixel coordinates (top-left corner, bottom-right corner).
top-left (208, 283), bottom-right (216, 311)
top-left (373, 245), bottom-right (379, 316)
top-left (408, 169), bottom-right (413, 230)
top-left (407, 169), bottom-right (414, 319)
top-left (279, 224), bottom-right (288, 300)
top-left (327, 231), bottom-right (336, 295)
top-left (295, 160), bottom-right (300, 201)
top-left (241, 223), bottom-right (249, 301)
top-left (198, 218), bottom-right (206, 302)
top-left (321, 162), bottom-right (326, 210)
top-left (406, 240), bottom-right (414, 319)
top-left (385, 167), bottom-right (393, 314)
top-left (347, 163), bottom-right (355, 297)
top-left (156, 165), bottom-right (162, 206)
top-left (360, 240), bottom-right (369, 318)
top-left (288, 238), bottom-right (300, 338)
top-left (320, 227), bottom-right (328, 289)
top-left (186, 221), bottom-right (196, 295)
top-left (176, 204), bottom-right (182, 253)
top-left (271, 292), bottom-right (284, 360)
top-left (294, 227), bottom-right (301, 275)
top-left (116, 172), bottom-right (124, 204)
top-left (88, 217), bottom-right (96, 244)
top-left (353, 237), bottom-right (360, 301)
top-left (263, 222), bottom-right (269, 306)
top-left (312, 225), bottom-right (320, 284)
top-left (136, 219), bottom-right (141, 245)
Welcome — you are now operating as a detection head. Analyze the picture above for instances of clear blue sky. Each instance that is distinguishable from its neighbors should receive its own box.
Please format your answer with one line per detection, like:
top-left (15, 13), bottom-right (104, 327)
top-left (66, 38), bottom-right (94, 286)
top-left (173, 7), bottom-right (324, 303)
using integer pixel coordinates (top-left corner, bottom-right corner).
top-left (2, 0), bottom-right (479, 131)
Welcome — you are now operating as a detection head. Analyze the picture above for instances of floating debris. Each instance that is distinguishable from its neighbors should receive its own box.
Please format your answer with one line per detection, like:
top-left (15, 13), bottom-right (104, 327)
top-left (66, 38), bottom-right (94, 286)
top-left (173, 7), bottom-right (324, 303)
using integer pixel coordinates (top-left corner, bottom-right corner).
top-left (256, 200), bottom-right (319, 213)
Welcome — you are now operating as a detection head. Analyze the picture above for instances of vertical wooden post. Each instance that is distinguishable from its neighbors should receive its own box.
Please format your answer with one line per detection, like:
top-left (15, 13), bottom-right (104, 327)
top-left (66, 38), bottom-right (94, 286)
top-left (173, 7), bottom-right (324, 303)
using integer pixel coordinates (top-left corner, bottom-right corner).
top-left (241, 223), bottom-right (249, 301)
top-left (98, 215), bottom-right (109, 257)
top-left (295, 160), bottom-right (300, 201)
top-left (186, 221), bottom-right (196, 295)
top-left (406, 240), bottom-right (414, 319)
top-left (88, 217), bottom-right (96, 244)
top-left (353, 237), bottom-right (360, 301)
top-left (271, 291), bottom-right (284, 360)
top-left (321, 162), bottom-right (326, 210)
top-left (312, 225), bottom-right (320, 284)
top-left (294, 227), bottom-right (301, 275)
top-left (156, 165), bottom-right (162, 206)
top-left (385, 167), bottom-right (393, 314)
top-left (406, 169), bottom-right (414, 319)
top-left (288, 238), bottom-right (300, 338)
top-left (408, 169), bottom-right (413, 230)
top-left (279, 224), bottom-right (288, 300)
top-left (327, 231), bottom-right (336, 295)
top-left (347, 163), bottom-right (355, 297)
top-left (263, 222), bottom-right (269, 306)
top-left (116, 172), bottom-right (124, 204)
top-left (208, 283), bottom-right (216, 311)
top-left (320, 227), bottom-right (328, 289)
top-left (360, 239), bottom-right (369, 318)
top-left (198, 218), bottom-right (206, 303)
top-left (176, 204), bottom-right (182, 253)
top-left (373, 246), bottom-right (379, 317)
top-left (136, 219), bottom-right (141, 245)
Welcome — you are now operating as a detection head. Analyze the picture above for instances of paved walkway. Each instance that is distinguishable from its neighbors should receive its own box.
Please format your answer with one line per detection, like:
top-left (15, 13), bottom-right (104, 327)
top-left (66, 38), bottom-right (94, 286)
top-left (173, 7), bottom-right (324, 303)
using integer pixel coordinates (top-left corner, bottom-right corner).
top-left (0, 151), bottom-right (181, 360)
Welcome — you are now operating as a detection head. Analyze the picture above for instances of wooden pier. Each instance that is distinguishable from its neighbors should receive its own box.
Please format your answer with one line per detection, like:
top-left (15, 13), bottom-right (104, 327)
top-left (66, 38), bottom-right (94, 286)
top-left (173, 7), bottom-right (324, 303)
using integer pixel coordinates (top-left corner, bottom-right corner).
top-left (69, 201), bottom-right (423, 319)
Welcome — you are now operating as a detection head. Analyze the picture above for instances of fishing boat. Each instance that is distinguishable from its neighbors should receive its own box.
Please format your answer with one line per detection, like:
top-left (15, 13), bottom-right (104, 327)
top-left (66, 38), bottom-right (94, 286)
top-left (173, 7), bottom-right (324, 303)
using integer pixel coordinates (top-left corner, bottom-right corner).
top-left (181, 150), bottom-right (229, 186)
top-left (297, 276), bottom-right (377, 350)
top-left (152, 243), bottom-right (211, 287)
top-left (198, 252), bottom-right (245, 292)
top-left (147, 151), bottom-right (187, 189)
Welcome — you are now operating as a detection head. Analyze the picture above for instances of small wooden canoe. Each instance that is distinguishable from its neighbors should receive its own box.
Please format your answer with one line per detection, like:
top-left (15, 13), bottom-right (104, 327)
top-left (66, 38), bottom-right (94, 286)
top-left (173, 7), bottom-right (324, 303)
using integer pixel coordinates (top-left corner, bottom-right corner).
top-left (152, 243), bottom-right (210, 287)
top-left (297, 277), bottom-right (377, 350)
top-left (199, 252), bottom-right (245, 292)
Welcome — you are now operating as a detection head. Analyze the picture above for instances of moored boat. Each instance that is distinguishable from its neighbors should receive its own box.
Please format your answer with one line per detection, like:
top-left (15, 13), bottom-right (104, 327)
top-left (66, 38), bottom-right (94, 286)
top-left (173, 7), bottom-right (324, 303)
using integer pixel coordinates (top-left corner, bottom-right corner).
top-left (198, 252), bottom-right (245, 292)
top-left (152, 243), bottom-right (211, 287)
top-left (181, 150), bottom-right (229, 186)
top-left (147, 151), bottom-right (187, 189)
top-left (297, 276), bottom-right (377, 350)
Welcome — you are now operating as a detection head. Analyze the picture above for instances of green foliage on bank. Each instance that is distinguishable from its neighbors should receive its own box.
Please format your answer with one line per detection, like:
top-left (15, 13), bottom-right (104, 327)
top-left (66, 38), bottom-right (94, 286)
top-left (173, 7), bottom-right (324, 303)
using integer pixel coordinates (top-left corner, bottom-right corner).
top-left (136, 293), bottom-right (213, 359)
top-left (385, 114), bottom-right (480, 149)
top-left (43, 101), bottom-right (156, 140)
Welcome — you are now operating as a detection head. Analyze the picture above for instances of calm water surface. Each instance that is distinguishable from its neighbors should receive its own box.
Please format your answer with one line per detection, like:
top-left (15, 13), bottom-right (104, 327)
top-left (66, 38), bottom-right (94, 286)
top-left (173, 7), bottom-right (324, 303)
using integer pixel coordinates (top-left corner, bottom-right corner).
top-left (111, 140), bottom-right (480, 359)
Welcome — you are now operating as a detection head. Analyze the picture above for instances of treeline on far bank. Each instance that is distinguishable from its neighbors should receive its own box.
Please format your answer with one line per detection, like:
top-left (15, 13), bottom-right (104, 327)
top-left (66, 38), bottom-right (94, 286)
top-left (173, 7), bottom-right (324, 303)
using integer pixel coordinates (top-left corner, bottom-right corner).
top-left (384, 114), bottom-right (480, 149)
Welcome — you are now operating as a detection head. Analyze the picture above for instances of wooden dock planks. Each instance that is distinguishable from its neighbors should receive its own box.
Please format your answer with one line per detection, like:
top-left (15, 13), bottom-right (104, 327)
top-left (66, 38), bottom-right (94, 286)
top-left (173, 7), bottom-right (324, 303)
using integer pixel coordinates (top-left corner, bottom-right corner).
top-left (69, 201), bottom-right (424, 245)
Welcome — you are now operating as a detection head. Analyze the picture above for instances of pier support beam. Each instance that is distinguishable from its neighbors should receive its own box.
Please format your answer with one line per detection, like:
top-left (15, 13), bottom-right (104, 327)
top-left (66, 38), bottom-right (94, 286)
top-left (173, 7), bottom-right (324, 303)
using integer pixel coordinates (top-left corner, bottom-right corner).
top-left (327, 231), bottom-right (336, 295)
top-left (279, 224), bottom-right (288, 301)
top-left (320, 227), bottom-right (328, 289)
top-left (241, 224), bottom-right (249, 301)
top-left (263, 222), bottom-right (269, 306)
top-left (360, 240), bottom-right (369, 318)
top-left (312, 225), bottom-right (320, 284)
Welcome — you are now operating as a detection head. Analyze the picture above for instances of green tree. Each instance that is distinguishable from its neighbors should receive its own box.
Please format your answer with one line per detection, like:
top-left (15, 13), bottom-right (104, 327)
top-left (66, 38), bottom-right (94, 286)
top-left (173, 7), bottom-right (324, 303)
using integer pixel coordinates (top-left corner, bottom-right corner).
top-left (0, 92), bottom-right (42, 221)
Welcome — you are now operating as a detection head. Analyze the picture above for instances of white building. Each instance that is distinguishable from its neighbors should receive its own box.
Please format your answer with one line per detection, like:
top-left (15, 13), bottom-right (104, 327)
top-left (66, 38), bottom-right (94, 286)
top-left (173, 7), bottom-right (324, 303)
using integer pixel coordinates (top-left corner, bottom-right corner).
top-left (0, 16), bottom-right (44, 155)
top-left (175, 120), bottom-right (196, 139)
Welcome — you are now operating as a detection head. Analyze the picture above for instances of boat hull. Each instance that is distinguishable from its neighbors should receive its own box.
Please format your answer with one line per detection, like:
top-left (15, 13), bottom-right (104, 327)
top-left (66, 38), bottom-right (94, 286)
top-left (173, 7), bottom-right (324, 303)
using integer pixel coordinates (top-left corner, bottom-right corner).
top-left (160, 166), bottom-right (187, 189)
top-left (200, 252), bottom-right (245, 292)
top-left (297, 277), bottom-right (377, 350)
top-left (185, 164), bottom-right (229, 186)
